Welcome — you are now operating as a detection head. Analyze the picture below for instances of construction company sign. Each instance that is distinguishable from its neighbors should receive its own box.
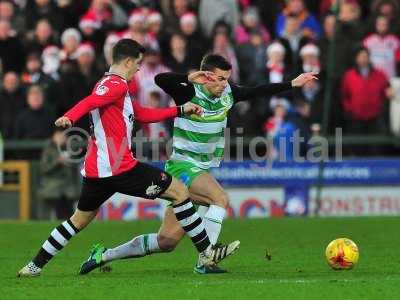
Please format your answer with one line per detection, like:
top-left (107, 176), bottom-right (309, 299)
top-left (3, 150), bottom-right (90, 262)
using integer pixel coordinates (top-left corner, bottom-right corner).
top-left (96, 188), bottom-right (286, 220)
top-left (309, 187), bottom-right (400, 216)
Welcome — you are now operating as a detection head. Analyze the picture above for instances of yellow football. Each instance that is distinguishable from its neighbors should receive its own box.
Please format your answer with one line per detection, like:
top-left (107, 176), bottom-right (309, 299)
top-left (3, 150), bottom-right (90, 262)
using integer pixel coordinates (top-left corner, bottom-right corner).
top-left (325, 238), bottom-right (359, 270)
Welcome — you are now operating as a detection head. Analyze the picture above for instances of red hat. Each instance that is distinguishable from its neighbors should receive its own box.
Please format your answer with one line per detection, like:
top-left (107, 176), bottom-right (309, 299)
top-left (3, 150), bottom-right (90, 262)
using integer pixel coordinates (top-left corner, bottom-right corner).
top-left (76, 43), bottom-right (95, 57)
top-left (79, 13), bottom-right (101, 30)
top-left (128, 9), bottom-right (146, 26)
top-left (148, 11), bottom-right (162, 24)
top-left (180, 12), bottom-right (197, 26)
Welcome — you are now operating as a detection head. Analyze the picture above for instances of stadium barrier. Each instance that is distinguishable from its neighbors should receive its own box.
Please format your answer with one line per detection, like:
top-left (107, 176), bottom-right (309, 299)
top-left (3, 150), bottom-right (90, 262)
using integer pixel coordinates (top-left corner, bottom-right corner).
top-left (97, 159), bottom-right (400, 220)
top-left (0, 161), bottom-right (30, 220)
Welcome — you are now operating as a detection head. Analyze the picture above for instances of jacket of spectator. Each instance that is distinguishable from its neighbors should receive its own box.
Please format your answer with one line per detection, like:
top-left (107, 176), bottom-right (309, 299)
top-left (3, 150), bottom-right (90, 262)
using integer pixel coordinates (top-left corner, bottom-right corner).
top-left (342, 67), bottom-right (388, 121)
top-left (0, 72), bottom-right (26, 139)
top-left (14, 85), bottom-right (53, 139)
top-left (275, 0), bottom-right (321, 39)
top-left (0, 20), bottom-right (24, 73)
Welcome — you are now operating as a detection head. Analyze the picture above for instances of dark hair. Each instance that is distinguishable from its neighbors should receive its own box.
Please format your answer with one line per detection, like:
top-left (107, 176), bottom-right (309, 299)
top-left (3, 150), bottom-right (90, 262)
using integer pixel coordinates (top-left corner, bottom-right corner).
top-left (200, 54), bottom-right (232, 71)
top-left (112, 39), bottom-right (145, 64)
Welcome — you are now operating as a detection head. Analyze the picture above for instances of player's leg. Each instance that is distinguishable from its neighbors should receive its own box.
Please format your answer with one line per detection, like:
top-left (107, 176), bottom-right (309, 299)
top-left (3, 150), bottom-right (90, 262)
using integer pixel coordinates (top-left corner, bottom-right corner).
top-left (18, 177), bottom-right (114, 277)
top-left (189, 173), bottom-right (229, 245)
top-left (99, 208), bottom-right (185, 264)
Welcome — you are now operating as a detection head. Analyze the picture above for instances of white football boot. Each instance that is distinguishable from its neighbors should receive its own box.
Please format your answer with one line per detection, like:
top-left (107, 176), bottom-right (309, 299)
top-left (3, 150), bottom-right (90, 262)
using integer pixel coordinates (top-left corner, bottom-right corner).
top-left (198, 240), bottom-right (240, 267)
top-left (17, 262), bottom-right (41, 277)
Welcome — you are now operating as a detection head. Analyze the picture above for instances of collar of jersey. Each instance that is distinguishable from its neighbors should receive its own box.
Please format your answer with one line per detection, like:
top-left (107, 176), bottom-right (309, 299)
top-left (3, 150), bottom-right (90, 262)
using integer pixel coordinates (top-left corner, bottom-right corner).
top-left (198, 84), bottom-right (218, 103)
top-left (104, 72), bottom-right (127, 83)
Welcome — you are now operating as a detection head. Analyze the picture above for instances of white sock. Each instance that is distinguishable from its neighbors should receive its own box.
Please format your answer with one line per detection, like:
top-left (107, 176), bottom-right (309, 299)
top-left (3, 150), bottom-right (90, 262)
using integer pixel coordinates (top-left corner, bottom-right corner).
top-left (102, 233), bottom-right (161, 262)
top-left (203, 205), bottom-right (226, 244)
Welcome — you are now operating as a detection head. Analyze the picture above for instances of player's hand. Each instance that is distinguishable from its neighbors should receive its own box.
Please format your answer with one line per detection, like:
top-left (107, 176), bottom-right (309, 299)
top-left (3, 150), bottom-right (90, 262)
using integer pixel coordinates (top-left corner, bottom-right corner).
top-left (55, 116), bottom-right (72, 128)
top-left (183, 103), bottom-right (203, 116)
top-left (291, 72), bottom-right (318, 87)
top-left (188, 71), bottom-right (217, 85)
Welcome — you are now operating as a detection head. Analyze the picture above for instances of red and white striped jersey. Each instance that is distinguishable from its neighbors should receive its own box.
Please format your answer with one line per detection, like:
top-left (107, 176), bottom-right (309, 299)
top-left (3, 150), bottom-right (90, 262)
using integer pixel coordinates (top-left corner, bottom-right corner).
top-left (64, 73), bottom-right (178, 178)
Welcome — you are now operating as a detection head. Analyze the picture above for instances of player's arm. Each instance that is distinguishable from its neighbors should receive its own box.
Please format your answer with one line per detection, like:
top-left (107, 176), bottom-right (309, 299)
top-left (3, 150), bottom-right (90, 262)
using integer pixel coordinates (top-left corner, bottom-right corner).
top-left (231, 72), bottom-right (318, 102)
top-left (154, 72), bottom-right (198, 105)
top-left (133, 101), bottom-right (203, 123)
top-left (56, 80), bottom-right (126, 128)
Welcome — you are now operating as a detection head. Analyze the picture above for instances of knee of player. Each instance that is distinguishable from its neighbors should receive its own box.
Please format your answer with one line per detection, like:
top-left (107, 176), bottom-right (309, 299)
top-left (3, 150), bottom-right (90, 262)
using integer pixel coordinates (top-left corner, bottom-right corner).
top-left (157, 235), bottom-right (178, 252)
top-left (212, 191), bottom-right (230, 209)
top-left (69, 213), bottom-right (90, 230)
top-left (171, 181), bottom-right (190, 202)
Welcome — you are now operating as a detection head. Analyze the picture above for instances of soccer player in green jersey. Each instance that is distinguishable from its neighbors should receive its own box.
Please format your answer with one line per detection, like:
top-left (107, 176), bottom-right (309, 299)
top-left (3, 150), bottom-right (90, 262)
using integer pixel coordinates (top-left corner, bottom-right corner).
top-left (79, 54), bottom-right (317, 275)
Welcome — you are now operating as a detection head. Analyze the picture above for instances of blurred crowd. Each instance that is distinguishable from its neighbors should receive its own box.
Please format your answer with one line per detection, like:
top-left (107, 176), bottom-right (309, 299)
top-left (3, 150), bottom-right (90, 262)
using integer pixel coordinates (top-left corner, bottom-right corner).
top-left (0, 0), bottom-right (400, 153)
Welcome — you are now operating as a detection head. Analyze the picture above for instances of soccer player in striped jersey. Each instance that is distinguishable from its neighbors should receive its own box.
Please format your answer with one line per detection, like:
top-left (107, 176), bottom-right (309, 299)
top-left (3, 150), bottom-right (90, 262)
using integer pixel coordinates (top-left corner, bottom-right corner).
top-left (78, 54), bottom-right (317, 275)
top-left (18, 40), bottom-right (240, 277)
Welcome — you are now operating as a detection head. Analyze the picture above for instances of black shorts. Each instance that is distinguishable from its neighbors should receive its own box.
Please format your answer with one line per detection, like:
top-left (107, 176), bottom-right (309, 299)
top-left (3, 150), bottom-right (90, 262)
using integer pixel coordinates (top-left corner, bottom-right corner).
top-left (77, 162), bottom-right (172, 211)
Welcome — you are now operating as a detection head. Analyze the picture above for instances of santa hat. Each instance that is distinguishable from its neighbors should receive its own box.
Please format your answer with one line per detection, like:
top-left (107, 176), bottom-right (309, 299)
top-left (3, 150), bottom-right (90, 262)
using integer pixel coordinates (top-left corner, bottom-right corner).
top-left (180, 12), bottom-right (197, 26)
top-left (76, 43), bottom-right (95, 57)
top-left (79, 13), bottom-right (101, 30)
top-left (41, 46), bottom-right (60, 75)
top-left (300, 44), bottom-right (320, 57)
top-left (147, 11), bottom-right (162, 24)
top-left (128, 9), bottom-right (146, 26)
top-left (61, 28), bottom-right (82, 46)
top-left (266, 42), bottom-right (285, 56)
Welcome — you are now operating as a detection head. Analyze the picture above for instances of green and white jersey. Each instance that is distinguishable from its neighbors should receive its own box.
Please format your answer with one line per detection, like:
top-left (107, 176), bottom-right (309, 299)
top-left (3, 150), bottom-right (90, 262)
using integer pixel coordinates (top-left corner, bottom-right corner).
top-left (154, 72), bottom-right (292, 170)
top-left (171, 84), bottom-right (234, 169)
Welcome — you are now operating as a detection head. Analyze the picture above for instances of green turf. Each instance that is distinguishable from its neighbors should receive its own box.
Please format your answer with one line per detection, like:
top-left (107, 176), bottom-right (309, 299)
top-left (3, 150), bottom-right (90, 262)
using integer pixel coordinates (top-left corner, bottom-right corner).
top-left (1, 217), bottom-right (400, 300)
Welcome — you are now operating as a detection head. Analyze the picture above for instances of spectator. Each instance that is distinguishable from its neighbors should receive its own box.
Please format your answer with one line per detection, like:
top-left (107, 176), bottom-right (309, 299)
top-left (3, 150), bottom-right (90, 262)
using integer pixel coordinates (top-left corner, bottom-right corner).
top-left (299, 43), bottom-right (321, 74)
top-left (0, 71), bottom-right (25, 139)
top-left (135, 48), bottom-right (170, 106)
top-left (38, 128), bottom-right (79, 219)
top-left (0, 0), bottom-right (25, 33)
top-left (79, 12), bottom-right (105, 52)
top-left (294, 78), bottom-right (324, 127)
top-left (81, 0), bottom-right (127, 31)
top-left (41, 45), bottom-right (61, 80)
top-left (0, 19), bottom-right (24, 72)
top-left (212, 31), bottom-right (239, 83)
top-left (263, 42), bottom-right (292, 84)
top-left (178, 12), bottom-right (207, 66)
top-left (331, 1), bottom-right (364, 80)
top-left (368, 0), bottom-right (400, 35)
top-left (278, 13), bottom-right (311, 71)
top-left (122, 9), bottom-right (159, 50)
top-left (199, 0), bottom-right (239, 37)
top-left (25, 18), bottom-right (56, 54)
top-left (24, 0), bottom-right (61, 30)
top-left (341, 47), bottom-right (390, 136)
top-left (59, 28), bottom-right (81, 70)
top-left (234, 7), bottom-right (270, 45)
top-left (14, 84), bottom-right (53, 139)
top-left (164, 33), bottom-right (194, 73)
top-left (237, 29), bottom-right (267, 85)
top-left (317, 13), bottom-right (336, 72)
top-left (146, 10), bottom-right (164, 48)
top-left (161, 0), bottom-right (193, 33)
top-left (263, 98), bottom-right (297, 161)
top-left (58, 43), bottom-right (101, 122)
top-left (21, 52), bottom-right (58, 113)
top-left (364, 15), bottom-right (400, 79)
top-left (275, 0), bottom-right (321, 39)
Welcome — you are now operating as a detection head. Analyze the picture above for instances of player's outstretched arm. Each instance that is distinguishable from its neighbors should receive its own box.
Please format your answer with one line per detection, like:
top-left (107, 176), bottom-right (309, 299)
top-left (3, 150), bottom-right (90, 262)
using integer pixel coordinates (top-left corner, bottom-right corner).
top-left (62, 79), bottom-right (125, 125)
top-left (231, 72), bottom-right (318, 102)
top-left (133, 101), bottom-right (203, 123)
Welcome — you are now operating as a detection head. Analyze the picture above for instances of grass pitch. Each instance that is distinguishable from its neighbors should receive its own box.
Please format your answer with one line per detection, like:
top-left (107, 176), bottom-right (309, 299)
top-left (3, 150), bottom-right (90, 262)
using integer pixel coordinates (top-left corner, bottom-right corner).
top-left (1, 217), bottom-right (399, 300)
